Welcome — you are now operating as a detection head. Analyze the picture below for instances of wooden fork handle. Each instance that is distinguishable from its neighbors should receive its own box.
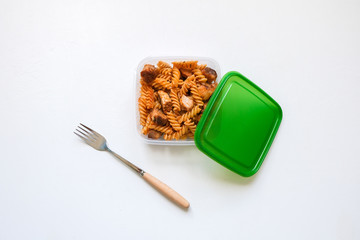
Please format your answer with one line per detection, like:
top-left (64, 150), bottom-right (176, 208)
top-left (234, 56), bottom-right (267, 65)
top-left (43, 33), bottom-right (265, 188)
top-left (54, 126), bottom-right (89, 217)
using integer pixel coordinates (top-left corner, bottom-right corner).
top-left (142, 172), bottom-right (190, 209)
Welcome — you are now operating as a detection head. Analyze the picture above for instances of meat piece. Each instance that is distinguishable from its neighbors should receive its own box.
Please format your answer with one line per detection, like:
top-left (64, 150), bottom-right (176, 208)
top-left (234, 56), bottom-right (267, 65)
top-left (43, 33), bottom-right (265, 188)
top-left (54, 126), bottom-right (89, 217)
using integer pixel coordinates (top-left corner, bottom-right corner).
top-left (141, 64), bottom-right (157, 84)
top-left (180, 95), bottom-right (194, 111)
top-left (148, 130), bottom-right (162, 139)
top-left (201, 67), bottom-right (217, 83)
top-left (150, 108), bottom-right (168, 126)
top-left (180, 68), bottom-right (193, 78)
top-left (197, 82), bottom-right (217, 101)
top-left (158, 90), bottom-right (172, 112)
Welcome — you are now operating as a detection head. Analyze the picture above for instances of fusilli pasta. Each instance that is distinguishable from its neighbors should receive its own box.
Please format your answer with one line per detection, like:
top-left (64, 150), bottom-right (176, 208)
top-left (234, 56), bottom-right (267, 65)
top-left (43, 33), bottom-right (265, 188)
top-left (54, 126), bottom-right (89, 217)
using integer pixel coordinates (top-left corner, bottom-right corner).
top-left (152, 77), bottom-right (172, 90)
top-left (141, 114), bottom-right (152, 134)
top-left (193, 69), bottom-right (208, 84)
top-left (172, 61), bottom-right (198, 70)
top-left (180, 75), bottom-right (195, 95)
top-left (198, 64), bottom-right (207, 70)
top-left (170, 89), bottom-right (181, 112)
top-left (164, 125), bottom-right (188, 140)
top-left (154, 100), bottom-right (162, 109)
top-left (166, 111), bottom-right (182, 131)
top-left (157, 74), bottom-right (171, 81)
top-left (184, 120), bottom-right (197, 134)
top-left (138, 97), bottom-right (148, 126)
top-left (171, 67), bottom-right (180, 88)
top-left (189, 81), bottom-right (204, 106)
top-left (178, 105), bottom-right (202, 123)
top-left (145, 86), bottom-right (155, 109)
top-left (138, 60), bottom-right (218, 140)
top-left (158, 68), bottom-right (172, 76)
top-left (148, 124), bottom-right (174, 134)
top-left (157, 61), bottom-right (171, 69)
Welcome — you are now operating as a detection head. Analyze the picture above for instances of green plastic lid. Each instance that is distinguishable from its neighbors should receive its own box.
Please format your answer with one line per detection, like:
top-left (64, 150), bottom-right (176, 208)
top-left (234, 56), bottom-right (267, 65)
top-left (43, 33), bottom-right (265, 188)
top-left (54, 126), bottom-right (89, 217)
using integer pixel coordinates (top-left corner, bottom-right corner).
top-left (194, 71), bottom-right (282, 177)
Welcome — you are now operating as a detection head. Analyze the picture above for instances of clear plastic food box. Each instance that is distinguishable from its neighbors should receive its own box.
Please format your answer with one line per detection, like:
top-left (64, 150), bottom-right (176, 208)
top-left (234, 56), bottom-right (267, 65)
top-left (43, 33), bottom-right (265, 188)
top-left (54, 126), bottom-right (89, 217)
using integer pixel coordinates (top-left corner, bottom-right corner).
top-left (135, 56), bottom-right (221, 146)
top-left (135, 57), bottom-right (282, 177)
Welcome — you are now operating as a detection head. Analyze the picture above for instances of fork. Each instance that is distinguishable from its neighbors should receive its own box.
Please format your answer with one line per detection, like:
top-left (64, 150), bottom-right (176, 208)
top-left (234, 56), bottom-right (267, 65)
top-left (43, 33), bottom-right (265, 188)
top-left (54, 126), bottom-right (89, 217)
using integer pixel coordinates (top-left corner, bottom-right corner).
top-left (74, 123), bottom-right (190, 209)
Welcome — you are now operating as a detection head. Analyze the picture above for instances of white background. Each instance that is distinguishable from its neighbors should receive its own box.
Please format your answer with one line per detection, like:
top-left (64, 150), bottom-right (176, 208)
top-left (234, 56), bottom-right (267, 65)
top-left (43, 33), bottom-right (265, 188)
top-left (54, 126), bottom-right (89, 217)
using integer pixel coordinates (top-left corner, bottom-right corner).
top-left (0, 0), bottom-right (359, 239)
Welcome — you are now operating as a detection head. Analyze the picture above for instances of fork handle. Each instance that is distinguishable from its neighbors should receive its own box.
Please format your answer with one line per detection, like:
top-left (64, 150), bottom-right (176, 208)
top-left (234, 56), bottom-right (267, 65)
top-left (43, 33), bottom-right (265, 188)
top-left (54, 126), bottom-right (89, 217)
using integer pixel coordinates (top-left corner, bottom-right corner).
top-left (142, 172), bottom-right (190, 209)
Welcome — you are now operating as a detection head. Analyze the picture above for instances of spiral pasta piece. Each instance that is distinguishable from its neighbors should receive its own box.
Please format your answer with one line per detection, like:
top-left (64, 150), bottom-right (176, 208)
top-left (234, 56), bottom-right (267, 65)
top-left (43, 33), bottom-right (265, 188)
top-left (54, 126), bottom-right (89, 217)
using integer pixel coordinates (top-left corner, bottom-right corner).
top-left (158, 68), bottom-right (172, 76)
top-left (141, 114), bottom-right (152, 134)
top-left (140, 84), bottom-right (147, 97)
top-left (164, 125), bottom-right (188, 140)
top-left (157, 61), bottom-right (171, 69)
top-left (171, 67), bottom-right (180, 88)
top-left (170, 89), bottom-right (181, 112)
top-left (187, 132), bottom-right (194, 139)
top-left (148, 124), bottom-right (174, 134)
top-left (166, 111), bottom-right (182, 131)
top-left (145, 86), bottom-right (155, 109)
top-left (189, 82), bottom-right (204, 106)
top-left (193, 69), bottom-right (207, 84)
top-left (154, 101), bottom-right (162, 109)
top-left (178, 105), bottom-right (202, 123)
top-left (140, 84), bottom-right (155, 109)
top-left (180, 82), bottom-right (190, 95)
top-left (157, 74), bottom-right (171, 81)
top-left (138, 97), bottom-right (148, 126)
top-left (179, 134), bottom-right (188, 140)
top-left (184, 120), bottom-right (197, 134)
top-left (198, 64), bottom-right (207, 70)
top-left (172, 61), bottom-right (198, 70)
top-left (180, 75), bottom-right (195, 95)
top-left (152, 78), bottom-right (172, 90)
top-left (140, 78), bottom-right (148, 86)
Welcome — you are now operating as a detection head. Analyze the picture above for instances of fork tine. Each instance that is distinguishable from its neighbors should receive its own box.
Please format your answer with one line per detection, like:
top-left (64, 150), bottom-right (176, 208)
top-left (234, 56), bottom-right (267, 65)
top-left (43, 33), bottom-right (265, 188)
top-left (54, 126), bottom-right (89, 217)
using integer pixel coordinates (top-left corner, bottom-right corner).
top-left (80, 123), bottom-right (100, 136)
top-left (75, 129), bottom-right (94, 142)
top-left (75, 128), bottom-right (88, 138)
top-left (74, 131), bottom-right (89, 142)
top-left (80, 123), bottom-right (95, 133)
top-left (78, 125), bottom-right (97, 140)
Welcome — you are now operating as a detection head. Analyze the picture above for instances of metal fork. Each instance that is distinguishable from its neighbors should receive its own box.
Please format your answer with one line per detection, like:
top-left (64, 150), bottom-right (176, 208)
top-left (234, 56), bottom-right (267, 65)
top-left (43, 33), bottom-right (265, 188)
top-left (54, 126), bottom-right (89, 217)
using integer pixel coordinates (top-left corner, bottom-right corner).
top-left (74, 123), bottom-right (190, 209)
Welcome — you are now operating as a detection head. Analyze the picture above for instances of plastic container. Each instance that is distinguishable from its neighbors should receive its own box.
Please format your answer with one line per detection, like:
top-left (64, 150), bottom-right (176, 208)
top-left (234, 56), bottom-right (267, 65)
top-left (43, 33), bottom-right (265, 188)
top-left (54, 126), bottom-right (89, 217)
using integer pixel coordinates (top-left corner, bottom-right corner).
top-left (135, 57), bottom-right (282, 177)
top-left (135, 56), bottom-right (221, 145)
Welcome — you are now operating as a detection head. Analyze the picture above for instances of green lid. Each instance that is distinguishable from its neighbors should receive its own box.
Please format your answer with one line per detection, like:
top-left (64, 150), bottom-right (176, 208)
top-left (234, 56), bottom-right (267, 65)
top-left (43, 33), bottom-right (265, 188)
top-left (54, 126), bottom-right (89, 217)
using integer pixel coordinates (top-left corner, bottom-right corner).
top-left (194, 71), bottom-right (282, 177)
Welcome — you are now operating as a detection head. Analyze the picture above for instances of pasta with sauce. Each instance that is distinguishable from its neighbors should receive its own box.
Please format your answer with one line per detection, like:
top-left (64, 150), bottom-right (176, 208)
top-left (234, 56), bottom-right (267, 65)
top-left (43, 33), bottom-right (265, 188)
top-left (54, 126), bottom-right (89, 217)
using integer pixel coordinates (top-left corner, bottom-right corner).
top-left (138, 60), bottom-right (218, 140)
